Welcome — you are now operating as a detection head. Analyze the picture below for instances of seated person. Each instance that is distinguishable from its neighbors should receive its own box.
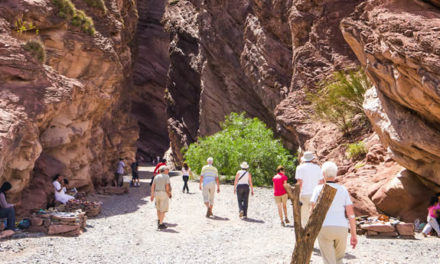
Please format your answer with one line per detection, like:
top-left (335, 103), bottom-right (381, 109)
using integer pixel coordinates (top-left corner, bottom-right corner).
top-left (63, 179), bottom-right (78, 197)
top-left (0, 182), bottom-right (16, 231)
top-left (52, 174), bottom-right (74, 205)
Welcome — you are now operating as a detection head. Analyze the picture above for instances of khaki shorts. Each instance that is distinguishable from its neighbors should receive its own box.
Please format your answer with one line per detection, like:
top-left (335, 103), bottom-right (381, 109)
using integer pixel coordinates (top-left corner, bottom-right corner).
top-left (202, 181), bottom-right (216, 205)
top-left (155, 192), bottom-right (169, 212)
top-left (274, 193), bottom-right (288, 204)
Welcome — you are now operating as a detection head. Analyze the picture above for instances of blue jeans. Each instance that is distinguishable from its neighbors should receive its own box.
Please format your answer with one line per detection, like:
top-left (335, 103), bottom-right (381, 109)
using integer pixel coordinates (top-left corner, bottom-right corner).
top-left (182, 176), bottom-right (189, 192)
top-left (0, 207), bottom-right (15, 230)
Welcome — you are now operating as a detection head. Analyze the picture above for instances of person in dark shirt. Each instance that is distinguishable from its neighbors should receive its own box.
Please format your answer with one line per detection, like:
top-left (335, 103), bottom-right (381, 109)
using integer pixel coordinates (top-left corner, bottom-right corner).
top-left (131, 158), bottom-right (140, 187)
top-left (0, 182), bottom-right (16, 231)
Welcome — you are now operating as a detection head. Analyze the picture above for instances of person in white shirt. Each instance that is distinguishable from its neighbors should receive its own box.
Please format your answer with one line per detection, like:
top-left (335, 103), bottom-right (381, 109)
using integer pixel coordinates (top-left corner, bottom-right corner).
top-left (310, 161), bottom-right (357, 264)
top-left (181, 162), bottom-right (192, 193)
top-left (52, 174), bottom-right (74, 205)
top-left (233, 162), bottom-right (254, 219)
top-left (295, 151), bottom-right (323, 226)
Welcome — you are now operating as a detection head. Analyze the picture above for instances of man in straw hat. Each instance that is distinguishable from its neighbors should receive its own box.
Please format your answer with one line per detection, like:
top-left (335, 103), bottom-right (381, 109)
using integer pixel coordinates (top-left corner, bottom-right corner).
top-left (295, 151), bottom-right (323, 226)
top-left (199, 157), bottom-right (220, 217)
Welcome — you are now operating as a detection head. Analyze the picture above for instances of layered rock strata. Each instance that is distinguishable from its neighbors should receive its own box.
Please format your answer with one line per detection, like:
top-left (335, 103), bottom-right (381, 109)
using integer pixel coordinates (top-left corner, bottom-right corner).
top-left (341, 0), bottom-right (440, 193)
top-left (0, 0), bottom-right (138, 215)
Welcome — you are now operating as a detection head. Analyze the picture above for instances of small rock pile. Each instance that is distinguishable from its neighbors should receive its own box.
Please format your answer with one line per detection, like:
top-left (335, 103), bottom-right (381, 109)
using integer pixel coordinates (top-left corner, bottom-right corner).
top-left (357, 215), bottom-right (415, 238)
top-left (66, 200), bottom-right (102, 217)
top-left (28, 210), bottom-right (87, 237)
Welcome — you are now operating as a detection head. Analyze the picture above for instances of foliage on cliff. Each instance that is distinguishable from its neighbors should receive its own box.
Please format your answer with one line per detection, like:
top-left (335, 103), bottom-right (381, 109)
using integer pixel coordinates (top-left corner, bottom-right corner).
top-left (183, 113), bottom-right (296, 186)
top-left (52, 0), bottom-right (96, 35)
top-left (22, 39), bottom-right (46, 63)
top-left (308, 69), bottom-right (371, 134)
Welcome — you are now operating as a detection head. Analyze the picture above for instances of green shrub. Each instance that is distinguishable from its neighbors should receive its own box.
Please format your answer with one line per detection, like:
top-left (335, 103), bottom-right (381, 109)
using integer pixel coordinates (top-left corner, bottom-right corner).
top-left (183, 112), bottom-right (297, 186)
top-left (307, 69), bottom-right (371, 134)
top-left (82, 0), bottom-right (107, 13)
top-left (22, 39), bottom-right (46, 64)
top-left (52, 0), bottom-right (96, 36)
top-left (15, 19), bottom-right (39, 35)
top-left (53, 0), bottom-right (76, 17)
top-left (346, 141), bottom-right (367, 160)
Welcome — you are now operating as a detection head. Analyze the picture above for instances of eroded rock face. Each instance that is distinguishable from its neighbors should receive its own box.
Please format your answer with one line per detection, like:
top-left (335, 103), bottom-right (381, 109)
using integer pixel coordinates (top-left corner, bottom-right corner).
top-left (0, 0), bottom-right (138, 215)
top-left (341, 0), bottom-right (440, 192)
top-left (131, 0), bottom-right (170, 160)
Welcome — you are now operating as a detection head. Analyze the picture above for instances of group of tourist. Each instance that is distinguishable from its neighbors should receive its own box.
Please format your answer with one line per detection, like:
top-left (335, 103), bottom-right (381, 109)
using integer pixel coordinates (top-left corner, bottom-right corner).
top-left (149, 152), bottom-right (357, 263)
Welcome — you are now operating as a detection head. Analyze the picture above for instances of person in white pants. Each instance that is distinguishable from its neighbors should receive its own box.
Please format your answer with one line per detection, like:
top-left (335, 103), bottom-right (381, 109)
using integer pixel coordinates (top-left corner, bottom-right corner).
top-left (422, 193), bottom-right (440, 237)
top-left (311, 161), bottom-right (357, 264)
top-left (295, 151), bottom-right (323, 227)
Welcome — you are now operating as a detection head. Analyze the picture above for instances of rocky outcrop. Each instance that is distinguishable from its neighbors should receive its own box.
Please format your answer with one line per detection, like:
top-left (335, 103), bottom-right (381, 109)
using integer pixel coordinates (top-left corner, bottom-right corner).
top-left (341, 0), bottom-right (440, 193)
top-left (131, 0), bottom-right (170, 160)
top-left (0, 0), bottom-right (138, 215)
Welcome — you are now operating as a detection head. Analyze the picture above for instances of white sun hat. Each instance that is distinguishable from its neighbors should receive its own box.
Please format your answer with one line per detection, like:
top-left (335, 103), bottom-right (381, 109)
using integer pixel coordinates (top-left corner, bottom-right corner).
top-left (240, 162), bottom-right (249, 169)
top-left (301, 151), bottom-right (315, 162)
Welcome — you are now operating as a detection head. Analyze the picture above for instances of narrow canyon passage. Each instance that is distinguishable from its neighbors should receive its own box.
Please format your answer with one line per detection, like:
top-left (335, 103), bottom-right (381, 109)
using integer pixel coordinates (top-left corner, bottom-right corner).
top-left (0, 167), bottom-right (438, 264)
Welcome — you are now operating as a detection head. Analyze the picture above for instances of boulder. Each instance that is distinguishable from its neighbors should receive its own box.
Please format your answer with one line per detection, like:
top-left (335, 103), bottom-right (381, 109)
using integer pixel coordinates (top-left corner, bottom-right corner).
top-left (360, 223), bottom-right (395, 233)
top-left (48, 224), bottom-right (79, 235)
top-left (370, 169), bottom-right (435, 222)
top-left (0, 230), bottom-right (15, 239)
top-left (396, 223), bottom-right (415, 236)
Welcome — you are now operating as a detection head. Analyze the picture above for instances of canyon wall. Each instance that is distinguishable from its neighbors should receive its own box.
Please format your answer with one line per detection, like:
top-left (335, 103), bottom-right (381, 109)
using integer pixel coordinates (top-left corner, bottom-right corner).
top-left (131, 0), bottom-right (170, 160)
top-left (0, 0), bottom-right (138, 215)
top-left (341, 0), bottom-right (440, 219)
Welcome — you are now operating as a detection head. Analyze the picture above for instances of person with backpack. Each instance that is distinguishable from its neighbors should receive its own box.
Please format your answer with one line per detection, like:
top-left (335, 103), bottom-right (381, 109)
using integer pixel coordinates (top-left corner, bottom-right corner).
top-left (131, 158), bottom-right (140, 187)
top-left (0, 182), bottom-right (16, 231)
top-left (233, 162), bottom-right (254, 219)
top-left (150, 159), bottom-right (166, 186)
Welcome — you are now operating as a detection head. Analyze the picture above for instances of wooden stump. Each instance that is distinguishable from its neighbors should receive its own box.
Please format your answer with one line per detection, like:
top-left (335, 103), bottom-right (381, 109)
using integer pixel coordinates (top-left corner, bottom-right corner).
top-left (284, 183), bottom-right (337, 264)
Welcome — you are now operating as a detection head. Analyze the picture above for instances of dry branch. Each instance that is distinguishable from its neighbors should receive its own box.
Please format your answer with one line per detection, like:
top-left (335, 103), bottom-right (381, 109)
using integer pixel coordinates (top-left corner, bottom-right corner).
top-left (284, 183), bottom-right (337, 264)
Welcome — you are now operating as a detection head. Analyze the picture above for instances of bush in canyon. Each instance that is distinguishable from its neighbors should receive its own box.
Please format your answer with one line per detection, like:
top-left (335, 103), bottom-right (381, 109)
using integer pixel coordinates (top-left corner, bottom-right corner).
top-left (83, 0), bottom-right (107, 13)
top-left (307, 69), bottom-right (371, 135)
top-left (52, 0), bottom-right (96, 35)
top-left (22, 39), bottom-right (46, 64)
top-left (184, 113), bottom-right (297, 186)
top-left (346, 141), bottom-right (367, 160)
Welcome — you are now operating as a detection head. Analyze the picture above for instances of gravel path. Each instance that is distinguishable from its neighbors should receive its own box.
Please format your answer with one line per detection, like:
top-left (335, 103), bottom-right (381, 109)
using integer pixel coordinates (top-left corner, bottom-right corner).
top-left (0, 166), bottom-right (439, 264)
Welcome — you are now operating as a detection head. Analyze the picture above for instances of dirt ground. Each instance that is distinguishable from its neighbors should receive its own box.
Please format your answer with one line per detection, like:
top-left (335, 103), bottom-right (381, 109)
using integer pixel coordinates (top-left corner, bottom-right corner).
top-left (0, 166), bottom-right (438, 264)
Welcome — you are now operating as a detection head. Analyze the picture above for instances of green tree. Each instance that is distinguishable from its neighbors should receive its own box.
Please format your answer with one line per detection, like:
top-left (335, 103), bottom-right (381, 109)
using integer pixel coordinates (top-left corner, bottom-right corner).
top-left (183, 113), bottom-right (296, 186)
top-left (307, 69), bottom-right (371, 134)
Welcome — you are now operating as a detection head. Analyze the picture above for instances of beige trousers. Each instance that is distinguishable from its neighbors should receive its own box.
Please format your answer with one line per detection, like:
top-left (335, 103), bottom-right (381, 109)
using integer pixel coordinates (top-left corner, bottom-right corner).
top-left (300, 194), bottom-right (312, 227)
top-left (317, 226), bottom-right (348, 264)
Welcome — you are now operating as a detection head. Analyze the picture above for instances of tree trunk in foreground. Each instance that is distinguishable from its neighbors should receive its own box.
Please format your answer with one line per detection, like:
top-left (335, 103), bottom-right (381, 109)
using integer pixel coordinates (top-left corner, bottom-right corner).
top-left (284, 183), bottom-right (337, 264)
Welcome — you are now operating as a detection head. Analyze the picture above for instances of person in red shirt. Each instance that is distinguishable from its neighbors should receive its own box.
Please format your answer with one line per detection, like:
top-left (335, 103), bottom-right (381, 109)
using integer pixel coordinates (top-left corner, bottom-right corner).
top-left (273, 165), bottom-right (289, 226)
top-left (150, 159), bottom-right (167, 186)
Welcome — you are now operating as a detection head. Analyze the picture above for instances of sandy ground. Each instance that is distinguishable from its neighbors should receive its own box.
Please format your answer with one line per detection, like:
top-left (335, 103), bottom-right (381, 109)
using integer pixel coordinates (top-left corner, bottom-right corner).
top-left (0, 166), bottom-right (439, 264)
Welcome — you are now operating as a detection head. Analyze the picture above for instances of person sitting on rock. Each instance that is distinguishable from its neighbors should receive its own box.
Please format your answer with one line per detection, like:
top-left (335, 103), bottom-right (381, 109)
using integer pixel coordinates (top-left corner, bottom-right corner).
top-left (422, 193), bottom-right (440, 237)
top-left (0, 182), bottom-right (16, 231)
top-left (52, 174), bottom-right (74, 205)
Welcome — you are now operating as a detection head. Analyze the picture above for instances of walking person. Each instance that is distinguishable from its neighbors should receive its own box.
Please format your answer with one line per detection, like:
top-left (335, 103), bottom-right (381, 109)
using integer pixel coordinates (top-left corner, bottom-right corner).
top-left (114, 158), bottom-right (126, 187)
top-left (273, 165), bottom-right (290, 226)
top-left (233, 162), bottom-right (254, 219)
top-left (199, 157), bottom-right (220, 217)
top-left (131, 158), bottom-right (140, 187)
top-left (311, 161), bottom-right (357, 264)
top-left (150, 165), bottom-right (172, 230)
top-left (295, 151), bottom-right (323, 227)
top-left (151, 159), bottom-right (166, 186)
top-left (422, 193), bottom-right (440, 237)
top-left (181, 162), bottom-right (192, 193)
top-left (0, 182), bottom-right (16, 232)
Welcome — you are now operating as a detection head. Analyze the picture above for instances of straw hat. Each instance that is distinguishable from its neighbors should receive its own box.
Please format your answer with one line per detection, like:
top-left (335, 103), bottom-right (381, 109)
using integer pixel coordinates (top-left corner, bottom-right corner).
top-left (301, 151), bottom-right (315, 162)
top-left (240, 162), bottom-right (249, 169)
